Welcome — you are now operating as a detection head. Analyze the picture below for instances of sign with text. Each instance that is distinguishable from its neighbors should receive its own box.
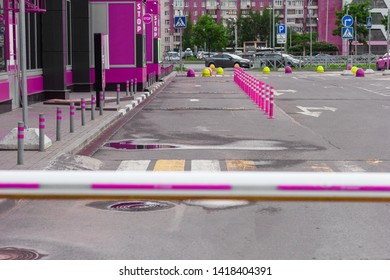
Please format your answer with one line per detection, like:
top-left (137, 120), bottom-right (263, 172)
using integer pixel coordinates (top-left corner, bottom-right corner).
top-left (136, 2), bottom-right (143, 34)
top-left (153, 14), bottom-right (159, 38)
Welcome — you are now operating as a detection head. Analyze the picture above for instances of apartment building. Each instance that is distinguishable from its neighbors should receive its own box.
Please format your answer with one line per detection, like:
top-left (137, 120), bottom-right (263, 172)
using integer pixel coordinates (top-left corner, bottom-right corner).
top-left (161, 0), bottom-right (342, 54)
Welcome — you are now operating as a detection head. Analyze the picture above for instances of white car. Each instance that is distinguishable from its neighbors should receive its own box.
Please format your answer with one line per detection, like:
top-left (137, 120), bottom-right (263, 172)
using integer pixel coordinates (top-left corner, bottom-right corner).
top-left (165, 51), bottom-right (180, 62)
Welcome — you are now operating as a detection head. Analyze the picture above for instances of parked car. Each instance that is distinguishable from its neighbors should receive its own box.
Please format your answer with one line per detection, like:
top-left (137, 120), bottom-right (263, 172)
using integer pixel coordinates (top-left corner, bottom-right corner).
top-left (282, 54), bottom-right (304, 67)
top-left (165, 51), bottom-right (180, 62)
top-left (305, 53), bottom-right (336, 64)
top-left (198, 51), bottom-right (217, 60)
top-left (205, 53), bottom-right (253, 68)
top-left (183, 48), bottom-right (193, 58)
top-left (376, 53), bottom-right (390, 70)
top-left (256, 53), bottom-right (303, 68)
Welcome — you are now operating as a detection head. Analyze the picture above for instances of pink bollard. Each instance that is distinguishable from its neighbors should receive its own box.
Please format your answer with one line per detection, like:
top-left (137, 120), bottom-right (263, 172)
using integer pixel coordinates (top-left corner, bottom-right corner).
top-left (268, 86), bottom-right (275, 119)
top-left (261, 83), bottom-right (266, 111)
top-left (258, 81), bottom-right (263, 108)
top-left (264, 85), bottom-right (270, 115)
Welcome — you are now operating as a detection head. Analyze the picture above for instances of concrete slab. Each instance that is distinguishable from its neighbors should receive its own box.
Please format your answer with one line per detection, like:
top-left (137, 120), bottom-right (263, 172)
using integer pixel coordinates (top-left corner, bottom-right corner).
top-left (0, 128), bottom-right (52, 150)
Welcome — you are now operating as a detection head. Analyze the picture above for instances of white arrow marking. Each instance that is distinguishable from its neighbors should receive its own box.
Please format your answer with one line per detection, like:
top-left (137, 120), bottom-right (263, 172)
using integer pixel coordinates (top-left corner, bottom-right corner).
top-left (296, 106), bottom-right (337, 117)
top-left (274, 89), bottom-right (297, 96)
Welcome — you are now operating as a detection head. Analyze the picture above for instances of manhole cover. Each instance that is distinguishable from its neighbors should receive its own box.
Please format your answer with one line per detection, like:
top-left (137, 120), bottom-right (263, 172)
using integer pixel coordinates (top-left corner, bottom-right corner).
top-left (87, 200), bottom-right (175, 212)
top-left (0, 247), bottom-right (46, 260)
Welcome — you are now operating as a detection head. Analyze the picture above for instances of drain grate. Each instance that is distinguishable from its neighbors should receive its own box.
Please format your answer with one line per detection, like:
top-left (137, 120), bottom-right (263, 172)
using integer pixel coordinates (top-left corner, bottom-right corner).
top-left (0, 247), bottom-right (45, 260)
top-left (87, 200), bottom-right (175, 212)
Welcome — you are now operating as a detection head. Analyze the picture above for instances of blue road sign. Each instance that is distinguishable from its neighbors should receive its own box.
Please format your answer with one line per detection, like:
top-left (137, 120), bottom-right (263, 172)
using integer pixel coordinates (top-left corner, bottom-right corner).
top-left (366, 17), bottom-right (372, 29)
top-left (342, 15), bottom-right (353, 27)
top-left (174, 16), bottom-right (187, 29)
top-left (342, 27), bottom-right (354, 39)
top-left (277, 24), bottom-right (286, 35)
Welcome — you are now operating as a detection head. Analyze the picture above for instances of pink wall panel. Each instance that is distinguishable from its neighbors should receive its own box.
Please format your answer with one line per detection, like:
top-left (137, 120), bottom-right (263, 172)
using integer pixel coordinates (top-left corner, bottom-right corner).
top-left (66, 70), bottom-right (73, 86)
top-left (27, 76), bottom-right (44, 95)
top-left (109, 3), bottom-right (135, 65)
top-left (0, 81), bottom-right (10, 101)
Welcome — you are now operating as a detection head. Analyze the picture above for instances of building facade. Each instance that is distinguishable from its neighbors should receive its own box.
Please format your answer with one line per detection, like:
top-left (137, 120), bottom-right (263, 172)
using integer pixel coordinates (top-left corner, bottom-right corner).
top-left (0, 0), bottom-right (163, 115)
top-left (161, 0), bottom-right (342, 54)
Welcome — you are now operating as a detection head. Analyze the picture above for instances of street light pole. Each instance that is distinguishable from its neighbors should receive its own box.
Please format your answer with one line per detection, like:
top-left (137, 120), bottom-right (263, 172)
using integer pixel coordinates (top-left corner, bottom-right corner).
top-left (308, 0), bottom-right (313, 64)
top-left (18, 0), bottom-right (28, 128)
top-left (234, 19), bottom-right (237, 52)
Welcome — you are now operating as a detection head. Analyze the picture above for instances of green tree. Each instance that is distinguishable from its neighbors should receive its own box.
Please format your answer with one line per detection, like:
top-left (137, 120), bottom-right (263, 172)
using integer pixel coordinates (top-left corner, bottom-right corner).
top-left (332, 1), bottom-right (370, 53)
top-left (182, 13), bottom-right (193, 50)
top-left (191, 15), bottom-right (228, 53)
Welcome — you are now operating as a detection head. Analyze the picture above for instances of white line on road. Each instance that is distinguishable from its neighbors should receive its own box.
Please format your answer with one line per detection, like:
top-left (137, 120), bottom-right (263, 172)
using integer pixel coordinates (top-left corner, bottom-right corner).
top-left (117, 160), bottom-right (150, 171)
top-left (191, 160), bottom-right (221, 172)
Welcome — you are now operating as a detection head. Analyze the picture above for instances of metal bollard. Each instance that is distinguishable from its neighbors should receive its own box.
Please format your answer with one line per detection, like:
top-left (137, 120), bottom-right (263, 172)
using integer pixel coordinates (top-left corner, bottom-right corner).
top-left (268, 86), bottom-right (275, 119)
top-left (99, 92), bottom-right (104, 116)
top-left (39, 114), bottom-right (45, 151)
top-left (91, 95), bottom-right (95, 121)
top-left (81, 98), bottom-right (86, 126)
top-left (126, 80), bottom-right (130, 96)
top-left (130, 79), bottom-right (134, 95)
top-left (134, 78), bottom-right (137, 93)
top-left (17, 121), bottom-right (24, 165)
top-left (70, 102), bottom-right (75, 133)
top-left (56, 107), bottom-right (62, 141)
top-left (116, 84), bottom-right (120, 105)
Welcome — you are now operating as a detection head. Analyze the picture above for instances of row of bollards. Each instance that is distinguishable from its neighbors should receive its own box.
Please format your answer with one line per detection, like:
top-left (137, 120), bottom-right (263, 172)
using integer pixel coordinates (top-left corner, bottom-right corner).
top-left (147, 72), bottom-right (156, 87)
top-left (234, 67), bottom-right (275, 119)
top-left (17, 93), bottom-right (108, 165)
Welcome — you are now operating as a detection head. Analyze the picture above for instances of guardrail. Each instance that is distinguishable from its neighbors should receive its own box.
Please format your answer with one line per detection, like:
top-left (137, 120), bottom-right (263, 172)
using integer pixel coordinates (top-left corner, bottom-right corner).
top-left (252, 55), bottom-right (379, 69)
top-left (1, 171), bottom-right (390, 201)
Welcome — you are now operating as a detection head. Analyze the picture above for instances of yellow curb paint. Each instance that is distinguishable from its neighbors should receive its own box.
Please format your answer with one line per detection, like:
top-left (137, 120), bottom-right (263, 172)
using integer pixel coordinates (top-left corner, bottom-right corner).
top-left (154, 160), bottom-right (185, 171)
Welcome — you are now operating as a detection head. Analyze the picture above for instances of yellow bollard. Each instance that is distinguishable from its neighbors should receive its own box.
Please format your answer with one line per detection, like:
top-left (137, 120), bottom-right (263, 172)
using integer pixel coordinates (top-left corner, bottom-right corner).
top-left (351, 66), bottom-right (358, 74)
top-left (209, 64), bottom-right (216, 71)
top-left (263, 67), bottom-right (270, 74)
top-left (317, 66), bottom-right (324, 73)
top-left (202, 68), bottom-right (211, 77)
top-left (216, 67), bottom-right (224, 76)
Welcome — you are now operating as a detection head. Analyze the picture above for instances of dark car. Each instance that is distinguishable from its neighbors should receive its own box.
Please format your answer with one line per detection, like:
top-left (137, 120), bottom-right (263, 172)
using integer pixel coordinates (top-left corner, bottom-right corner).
top-left (205, 53), bottom-right (253, 68)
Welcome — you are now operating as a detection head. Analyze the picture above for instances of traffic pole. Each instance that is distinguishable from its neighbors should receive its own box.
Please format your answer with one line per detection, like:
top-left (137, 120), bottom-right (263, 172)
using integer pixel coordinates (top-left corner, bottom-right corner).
top-left (91, 95), bottom-right (95, 121)
top-left (56, 107), bottom-right (62, 141)
top-left (17, 121), bottom-right (24, 165)
top-left (70, 102), bottom-right (75, 133)
top-left (39, 114), bottom-right (45, 151)
top-left (99, 92), bottom-right (104, 116)
top-left (268, 86), bottom-right (275, 119)
top-left (81, 98), bottom-right (86, 126)
top-left (264, 85), bottom-right (270, 115)
top-left (116, 84), bottom-right (120, 105)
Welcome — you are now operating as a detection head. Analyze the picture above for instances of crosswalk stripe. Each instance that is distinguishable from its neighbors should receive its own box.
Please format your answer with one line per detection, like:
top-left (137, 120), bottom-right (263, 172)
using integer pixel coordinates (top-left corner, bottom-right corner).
top-left (117, 160), bottom-right (150, 171)
top-left (226, 160), bottom-right (256, 171)
top-left (153, 160), bottom-right (185, 171)
top-left (191, 160), bottom-right (221, 171)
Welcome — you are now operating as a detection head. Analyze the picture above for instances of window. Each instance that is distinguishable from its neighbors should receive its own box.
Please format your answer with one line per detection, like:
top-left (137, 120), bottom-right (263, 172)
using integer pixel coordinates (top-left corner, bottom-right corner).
top-left (185, 2), bottom-right (189, 7)
top-left (194, 2), bottom-right (197, 7)
top-left (25, 9), bottom-right (43, 70)
top-left (194, 10), bottom-right (198, 16)
top-left (201, 2), bottom-right (206, 7)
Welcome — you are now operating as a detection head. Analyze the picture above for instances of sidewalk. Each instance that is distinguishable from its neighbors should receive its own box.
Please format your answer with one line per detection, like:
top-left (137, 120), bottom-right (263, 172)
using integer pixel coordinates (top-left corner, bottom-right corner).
top-left (0, 71), bottom-right (177, 171)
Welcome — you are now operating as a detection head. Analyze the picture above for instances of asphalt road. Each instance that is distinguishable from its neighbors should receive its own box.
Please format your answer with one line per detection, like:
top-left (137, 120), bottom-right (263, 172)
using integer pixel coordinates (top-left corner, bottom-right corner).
top-left (2, 69), bottom-right (390, 260)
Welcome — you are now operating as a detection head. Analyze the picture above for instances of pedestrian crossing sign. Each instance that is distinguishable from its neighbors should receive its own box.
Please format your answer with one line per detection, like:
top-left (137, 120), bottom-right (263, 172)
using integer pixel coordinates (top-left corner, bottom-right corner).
top-left (174, 16), bottom-right (187, 29)
top-left (342, 27), bottom-right (353, 39)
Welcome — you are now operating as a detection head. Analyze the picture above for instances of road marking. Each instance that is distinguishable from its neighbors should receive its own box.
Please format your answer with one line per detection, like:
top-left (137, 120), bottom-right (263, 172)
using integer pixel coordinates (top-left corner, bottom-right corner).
top-left (191, 160), bottom-right (221, 171)
top-left (190, 99), bottom-right (199, 102)
top-left (117, 160), bottom-right (150, 171)
top-left (296, 106), bottom-right (337, 117)
top-left (274, 89), bottom-right (297, 96)
top-left (226, 160), bottom-right (256, 171)
top-left (333, 161), bottom-right (366, 172)
top-left (310, 163), bottom-right (333, 172)
top-left (153, 160), bottom-right (185, 171)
